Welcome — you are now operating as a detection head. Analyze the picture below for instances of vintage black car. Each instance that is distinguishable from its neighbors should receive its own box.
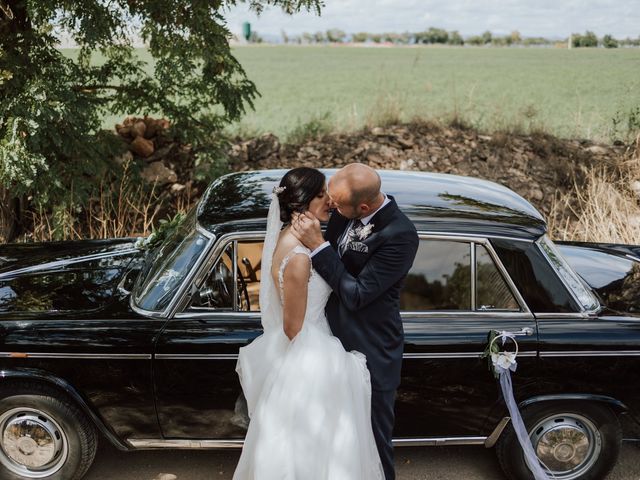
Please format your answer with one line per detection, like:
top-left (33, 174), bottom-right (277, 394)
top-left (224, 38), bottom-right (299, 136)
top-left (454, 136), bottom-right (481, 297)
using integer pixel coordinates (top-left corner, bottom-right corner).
top-left (1, 169), bottom-right (639, 480)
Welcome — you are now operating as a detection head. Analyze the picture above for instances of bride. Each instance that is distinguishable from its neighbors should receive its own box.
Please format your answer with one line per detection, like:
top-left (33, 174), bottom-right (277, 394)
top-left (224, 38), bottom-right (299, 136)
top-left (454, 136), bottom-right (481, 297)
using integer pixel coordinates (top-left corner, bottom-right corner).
top-left (233, 167), bottom-right (384, 480)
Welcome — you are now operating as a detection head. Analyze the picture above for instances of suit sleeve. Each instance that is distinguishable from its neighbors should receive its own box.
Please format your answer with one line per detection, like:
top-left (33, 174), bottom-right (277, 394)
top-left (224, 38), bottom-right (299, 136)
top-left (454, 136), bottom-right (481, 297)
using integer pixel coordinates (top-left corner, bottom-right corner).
top-left (311, 227), bottom-right (419, 312)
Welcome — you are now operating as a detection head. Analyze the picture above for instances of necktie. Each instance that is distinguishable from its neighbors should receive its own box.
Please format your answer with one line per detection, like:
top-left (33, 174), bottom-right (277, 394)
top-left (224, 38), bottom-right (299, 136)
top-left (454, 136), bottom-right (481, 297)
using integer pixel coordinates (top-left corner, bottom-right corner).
top-left (339, 219), bottom-right (363, 257)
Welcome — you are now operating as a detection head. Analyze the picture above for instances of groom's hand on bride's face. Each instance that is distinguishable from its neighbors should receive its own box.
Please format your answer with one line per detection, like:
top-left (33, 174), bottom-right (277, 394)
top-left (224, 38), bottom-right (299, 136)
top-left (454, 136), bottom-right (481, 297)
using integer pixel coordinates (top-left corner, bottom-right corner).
top-left (291, 212), bottom-right (324, 250)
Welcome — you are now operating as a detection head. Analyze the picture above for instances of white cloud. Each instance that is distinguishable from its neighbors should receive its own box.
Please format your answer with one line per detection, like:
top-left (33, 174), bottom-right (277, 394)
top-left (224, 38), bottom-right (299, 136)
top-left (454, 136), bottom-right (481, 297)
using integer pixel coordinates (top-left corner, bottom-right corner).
top-left (223, 0), bottom-right (640, 39)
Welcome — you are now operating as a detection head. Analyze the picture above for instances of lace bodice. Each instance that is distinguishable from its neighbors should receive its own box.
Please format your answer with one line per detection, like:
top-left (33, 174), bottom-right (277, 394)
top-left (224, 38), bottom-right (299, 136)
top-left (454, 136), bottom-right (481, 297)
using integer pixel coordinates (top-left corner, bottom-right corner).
top-left (277, 245), bottom-right (332, 331)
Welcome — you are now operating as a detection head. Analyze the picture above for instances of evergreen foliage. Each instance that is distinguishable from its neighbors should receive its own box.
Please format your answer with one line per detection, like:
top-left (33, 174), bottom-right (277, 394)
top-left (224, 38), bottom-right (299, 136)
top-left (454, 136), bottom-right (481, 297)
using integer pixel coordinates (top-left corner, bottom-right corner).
top-left (0, 0), bottom-right (321, 240)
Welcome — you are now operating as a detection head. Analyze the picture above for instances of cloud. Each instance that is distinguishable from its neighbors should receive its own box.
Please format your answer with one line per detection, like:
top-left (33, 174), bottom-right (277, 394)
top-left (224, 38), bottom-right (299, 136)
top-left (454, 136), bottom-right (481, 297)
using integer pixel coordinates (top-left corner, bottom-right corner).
top-left (223, 0), bottom-right (640, 38)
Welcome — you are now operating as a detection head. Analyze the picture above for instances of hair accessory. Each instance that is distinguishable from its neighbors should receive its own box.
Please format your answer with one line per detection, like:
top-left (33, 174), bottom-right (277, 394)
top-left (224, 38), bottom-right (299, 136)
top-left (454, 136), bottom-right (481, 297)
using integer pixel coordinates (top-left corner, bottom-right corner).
top-left (272, 186), bottom-right (286, 196)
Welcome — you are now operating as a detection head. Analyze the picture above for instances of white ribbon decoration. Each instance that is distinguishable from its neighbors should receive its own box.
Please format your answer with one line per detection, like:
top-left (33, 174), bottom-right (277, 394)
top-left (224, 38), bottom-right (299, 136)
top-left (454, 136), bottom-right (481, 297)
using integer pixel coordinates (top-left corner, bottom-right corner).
top-left (490, 332), bottom-right (552, 480)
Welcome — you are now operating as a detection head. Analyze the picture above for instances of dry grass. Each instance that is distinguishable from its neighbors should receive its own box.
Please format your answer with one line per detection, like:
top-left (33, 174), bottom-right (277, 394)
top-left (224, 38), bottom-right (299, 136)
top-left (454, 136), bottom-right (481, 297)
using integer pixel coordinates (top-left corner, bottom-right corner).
top-left (24, 161), bottom-right (195, 243)
top-left (549, 146), bottom-right (640, 244)
top-left (365, 92), bottom-right (405, 128)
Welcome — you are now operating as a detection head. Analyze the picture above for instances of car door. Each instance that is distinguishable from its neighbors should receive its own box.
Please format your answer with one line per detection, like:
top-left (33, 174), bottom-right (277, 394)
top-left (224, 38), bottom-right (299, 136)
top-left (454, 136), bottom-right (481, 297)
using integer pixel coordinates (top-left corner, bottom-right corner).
top-left (394, 235), bottom-right (539, 440)
top-left (153, 234), bottom-right (264, 440)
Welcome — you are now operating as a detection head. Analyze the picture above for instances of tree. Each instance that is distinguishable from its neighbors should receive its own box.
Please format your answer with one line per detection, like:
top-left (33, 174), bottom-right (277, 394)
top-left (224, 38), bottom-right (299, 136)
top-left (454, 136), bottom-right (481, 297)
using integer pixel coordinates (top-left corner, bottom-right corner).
top-left (481, 30), bottom-right (493, 45)
top-left (448, 31), bottom-right (464, 46)
top-left (0, 0), bottom-right (321, 240)
top-left (510, 30), bottom-right (522, 45)
top-left (602, 34), bottom-right (619, 48)
top-left (352, 32), bottom-right (369, 43)
top-left (326, 28), bottom-right (346, 43)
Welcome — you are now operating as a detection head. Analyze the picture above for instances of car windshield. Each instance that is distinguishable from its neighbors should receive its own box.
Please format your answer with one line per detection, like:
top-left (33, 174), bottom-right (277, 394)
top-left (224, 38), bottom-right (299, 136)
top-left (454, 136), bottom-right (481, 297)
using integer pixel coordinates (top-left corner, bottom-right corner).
top-left (538, 235), bottom-right (600, 312)
top-left (133, 208), bottom-right (210, 313)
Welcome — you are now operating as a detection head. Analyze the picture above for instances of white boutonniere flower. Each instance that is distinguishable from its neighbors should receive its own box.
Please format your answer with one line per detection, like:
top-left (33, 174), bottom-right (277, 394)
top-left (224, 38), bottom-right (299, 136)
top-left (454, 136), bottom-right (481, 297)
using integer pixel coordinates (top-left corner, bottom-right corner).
top-left (357, 223), bottom-right (374, 240)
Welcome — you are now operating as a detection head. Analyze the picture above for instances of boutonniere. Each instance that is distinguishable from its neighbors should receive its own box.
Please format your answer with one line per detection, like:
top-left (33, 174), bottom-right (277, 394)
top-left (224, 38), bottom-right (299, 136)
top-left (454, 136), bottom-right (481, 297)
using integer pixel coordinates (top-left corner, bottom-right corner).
top-left (356, 223), bottom-right (374, 240)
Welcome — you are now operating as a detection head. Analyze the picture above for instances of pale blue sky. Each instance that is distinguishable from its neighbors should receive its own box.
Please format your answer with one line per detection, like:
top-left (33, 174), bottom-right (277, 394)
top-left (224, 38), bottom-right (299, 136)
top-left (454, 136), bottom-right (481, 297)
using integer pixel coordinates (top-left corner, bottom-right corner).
top-left (223, 0), bottom-right (640, 39)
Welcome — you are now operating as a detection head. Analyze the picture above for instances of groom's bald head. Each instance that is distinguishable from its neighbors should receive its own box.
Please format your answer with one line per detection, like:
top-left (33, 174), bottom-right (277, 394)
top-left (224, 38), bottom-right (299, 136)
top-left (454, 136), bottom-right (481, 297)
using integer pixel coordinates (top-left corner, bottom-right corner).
top-left (328, 163), bottom-right (383, 219)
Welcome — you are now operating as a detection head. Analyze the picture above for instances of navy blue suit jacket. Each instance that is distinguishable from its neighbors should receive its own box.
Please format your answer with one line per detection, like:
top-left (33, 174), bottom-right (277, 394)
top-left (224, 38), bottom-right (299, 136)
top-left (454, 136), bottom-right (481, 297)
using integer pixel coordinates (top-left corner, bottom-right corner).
top-left (312, 196), bottom-right (419, 391)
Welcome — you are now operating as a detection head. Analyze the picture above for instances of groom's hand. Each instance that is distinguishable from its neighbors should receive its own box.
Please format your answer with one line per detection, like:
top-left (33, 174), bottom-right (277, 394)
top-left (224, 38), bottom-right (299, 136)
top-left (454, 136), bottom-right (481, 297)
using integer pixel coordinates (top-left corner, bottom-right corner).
top-left (291, 211), bottom-right (324, 250)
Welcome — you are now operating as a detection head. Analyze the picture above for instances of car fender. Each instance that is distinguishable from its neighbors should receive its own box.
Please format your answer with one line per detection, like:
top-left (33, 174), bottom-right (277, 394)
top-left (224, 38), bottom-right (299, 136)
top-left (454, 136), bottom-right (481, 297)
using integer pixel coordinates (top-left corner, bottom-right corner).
top-left (519, 393), bottom-right (628, 413)
top-left (0, 367), bottom-right (130, 451)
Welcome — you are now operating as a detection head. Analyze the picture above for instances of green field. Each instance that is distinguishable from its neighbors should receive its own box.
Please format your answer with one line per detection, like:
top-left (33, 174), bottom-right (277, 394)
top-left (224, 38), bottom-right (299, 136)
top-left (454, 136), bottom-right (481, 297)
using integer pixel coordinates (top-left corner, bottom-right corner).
top-left (101, 46), bottom-right (640, 142)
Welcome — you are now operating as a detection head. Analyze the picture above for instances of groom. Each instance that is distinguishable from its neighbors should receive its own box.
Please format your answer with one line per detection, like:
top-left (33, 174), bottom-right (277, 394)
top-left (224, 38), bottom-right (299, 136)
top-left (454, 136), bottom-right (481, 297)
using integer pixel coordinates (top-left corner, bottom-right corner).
top-left (292, 163), bottom-right (418, 480)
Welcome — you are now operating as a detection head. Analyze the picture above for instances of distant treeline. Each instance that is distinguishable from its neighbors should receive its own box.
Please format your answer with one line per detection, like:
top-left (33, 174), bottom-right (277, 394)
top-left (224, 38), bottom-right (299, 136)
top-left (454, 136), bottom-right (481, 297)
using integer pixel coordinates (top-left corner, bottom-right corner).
top-left (256, 28), bottom-right (640, 48)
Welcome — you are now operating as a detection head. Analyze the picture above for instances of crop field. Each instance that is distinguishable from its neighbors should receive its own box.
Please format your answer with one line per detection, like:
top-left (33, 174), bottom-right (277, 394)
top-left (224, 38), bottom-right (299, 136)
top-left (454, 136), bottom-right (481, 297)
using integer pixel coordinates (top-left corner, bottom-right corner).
top-left (89, 46), bottom-right (640, 143)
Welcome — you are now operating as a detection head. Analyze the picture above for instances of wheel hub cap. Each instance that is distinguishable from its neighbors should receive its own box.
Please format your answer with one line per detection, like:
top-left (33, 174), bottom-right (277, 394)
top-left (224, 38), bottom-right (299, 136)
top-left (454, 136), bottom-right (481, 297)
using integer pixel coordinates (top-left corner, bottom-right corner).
top-left (0, 408), bottom-right (68, 478)
top-left (530, 413), bottom-right (601, 480)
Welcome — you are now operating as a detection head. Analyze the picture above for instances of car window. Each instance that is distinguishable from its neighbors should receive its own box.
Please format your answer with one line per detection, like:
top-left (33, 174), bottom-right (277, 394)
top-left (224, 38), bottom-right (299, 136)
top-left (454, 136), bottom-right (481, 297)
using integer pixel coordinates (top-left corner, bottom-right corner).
top-left (188, 240), bottom-right (263, 312)
top-left (401, 240), bottom-right (471, 311)
top-left (475, 244), bottom-right (519, 311)
top-left (0, 267), bottom-right (121, 313)
top-left (133, 209), bottom-right (209, 312)
top-left (538, 235), bottom-right (600, 312)
top-left (400, 239), bottom-right (521, 312)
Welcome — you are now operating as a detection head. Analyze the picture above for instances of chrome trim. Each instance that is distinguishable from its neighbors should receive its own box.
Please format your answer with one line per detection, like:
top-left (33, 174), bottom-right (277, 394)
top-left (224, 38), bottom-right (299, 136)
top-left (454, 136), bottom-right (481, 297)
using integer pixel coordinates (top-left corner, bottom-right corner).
top-left (0, 352), bottom-right (151, 360)
top-left (625, 253), bottom-right (640, 263)
top-left (417, 230), bottom-right (535, 243)
top-left (153, 351), bottom-right (537, 361)
top-left (128, 436), bottom-right (488, 449)
top-left (405, 351), bottom-right (536, 359)
top-left (232, 240), bottom-right (238, 311)
top-left (470, 241), bottom-right (476, 310)
top-left (174, 311), bottom-right (261, 320)
top-left (540, 350), bottom-right (640, 358)
top-left (392, 437), bottom-right (487, 446)
top-left (536, 236), bottom-right (600, 315)
top-left (155, 354), bottom-right (238, 360)
top-left (128, 439), bottom-right (244, 449)
top-left (484, 417), bottom-right (511, 448)
top-left (534, 312), bottom-right (590, 319)
top-left (0, 248), bottom-right (139, 280)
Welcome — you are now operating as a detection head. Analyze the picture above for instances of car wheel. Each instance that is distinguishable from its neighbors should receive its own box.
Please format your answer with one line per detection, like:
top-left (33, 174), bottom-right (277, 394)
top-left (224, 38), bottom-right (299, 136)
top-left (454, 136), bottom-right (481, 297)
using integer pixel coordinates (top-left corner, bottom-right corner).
top-left (0, 383), bottom-right (97, 480)
top-left (496, 401), bottom-right (621, 480)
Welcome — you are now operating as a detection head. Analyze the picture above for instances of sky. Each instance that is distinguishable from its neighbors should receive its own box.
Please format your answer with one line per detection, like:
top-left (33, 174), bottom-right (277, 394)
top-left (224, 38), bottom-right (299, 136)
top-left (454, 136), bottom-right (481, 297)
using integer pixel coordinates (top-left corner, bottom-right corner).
top-left (223, 0), bottom-right (640, 40)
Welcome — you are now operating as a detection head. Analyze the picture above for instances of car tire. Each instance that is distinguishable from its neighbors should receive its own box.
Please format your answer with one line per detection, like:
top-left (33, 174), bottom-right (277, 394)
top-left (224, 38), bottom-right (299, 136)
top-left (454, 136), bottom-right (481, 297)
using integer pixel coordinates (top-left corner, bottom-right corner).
top-left (0, 382), bottom-right (98, 480)
top-left (496, 401), bottom-right (621, 480)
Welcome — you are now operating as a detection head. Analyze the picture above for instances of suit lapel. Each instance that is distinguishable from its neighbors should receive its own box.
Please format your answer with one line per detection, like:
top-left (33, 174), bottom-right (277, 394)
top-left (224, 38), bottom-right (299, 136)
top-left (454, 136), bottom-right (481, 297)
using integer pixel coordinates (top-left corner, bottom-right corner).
top-left (340, 196), bottom-right (399, 268)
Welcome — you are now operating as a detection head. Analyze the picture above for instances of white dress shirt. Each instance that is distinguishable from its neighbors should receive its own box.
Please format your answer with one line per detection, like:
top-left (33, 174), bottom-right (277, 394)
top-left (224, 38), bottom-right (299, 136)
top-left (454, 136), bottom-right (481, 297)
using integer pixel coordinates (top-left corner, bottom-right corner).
top-left (311, 194), bottom-right (390, 257)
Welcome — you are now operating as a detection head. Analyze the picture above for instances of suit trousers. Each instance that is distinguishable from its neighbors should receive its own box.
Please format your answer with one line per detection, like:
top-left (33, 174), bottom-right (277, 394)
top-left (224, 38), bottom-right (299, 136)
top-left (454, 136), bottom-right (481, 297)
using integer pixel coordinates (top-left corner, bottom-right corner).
top-left (371, 388), bottom-right (397, 480)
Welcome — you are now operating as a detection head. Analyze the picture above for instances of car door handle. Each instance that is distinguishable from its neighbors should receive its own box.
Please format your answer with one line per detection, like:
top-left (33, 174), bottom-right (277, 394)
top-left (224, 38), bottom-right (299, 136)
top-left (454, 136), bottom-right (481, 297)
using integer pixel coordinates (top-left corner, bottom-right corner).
top-left (508, 327), bottom-right (534, 337)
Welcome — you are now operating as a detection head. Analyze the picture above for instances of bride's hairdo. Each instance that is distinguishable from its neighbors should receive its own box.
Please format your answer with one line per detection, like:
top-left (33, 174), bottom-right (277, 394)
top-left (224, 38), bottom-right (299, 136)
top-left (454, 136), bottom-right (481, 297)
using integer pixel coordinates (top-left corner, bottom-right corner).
top-left (277, 167), bottom-right (326, 223)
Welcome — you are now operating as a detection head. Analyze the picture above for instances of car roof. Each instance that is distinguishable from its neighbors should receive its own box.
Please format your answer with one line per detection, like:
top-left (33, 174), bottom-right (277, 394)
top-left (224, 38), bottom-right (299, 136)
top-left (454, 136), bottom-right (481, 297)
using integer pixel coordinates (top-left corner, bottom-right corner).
top-left (197, 169), bottom-right (547, 240)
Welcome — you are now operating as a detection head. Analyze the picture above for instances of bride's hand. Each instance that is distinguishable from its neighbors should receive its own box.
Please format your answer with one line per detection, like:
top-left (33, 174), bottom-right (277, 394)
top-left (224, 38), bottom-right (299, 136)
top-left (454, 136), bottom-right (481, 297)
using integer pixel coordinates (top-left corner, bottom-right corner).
top-left (291, 211), bottom-right (324, 250)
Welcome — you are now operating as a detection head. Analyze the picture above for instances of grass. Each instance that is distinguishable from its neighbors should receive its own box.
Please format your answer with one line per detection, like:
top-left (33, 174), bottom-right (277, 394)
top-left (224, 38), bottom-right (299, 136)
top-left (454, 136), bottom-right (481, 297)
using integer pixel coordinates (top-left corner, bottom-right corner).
top-left (229, 46), bottom-right (640, 143)
top-left (549, 149), bottom-right (640, 245)
top-left (81, 45), bottom-right (640, 144)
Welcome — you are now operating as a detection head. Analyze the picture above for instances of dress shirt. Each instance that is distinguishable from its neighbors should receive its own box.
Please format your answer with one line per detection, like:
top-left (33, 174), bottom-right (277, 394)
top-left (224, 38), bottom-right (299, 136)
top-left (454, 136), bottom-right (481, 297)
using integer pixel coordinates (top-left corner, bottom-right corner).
top-left (311, 194), bottom-right (389, 257)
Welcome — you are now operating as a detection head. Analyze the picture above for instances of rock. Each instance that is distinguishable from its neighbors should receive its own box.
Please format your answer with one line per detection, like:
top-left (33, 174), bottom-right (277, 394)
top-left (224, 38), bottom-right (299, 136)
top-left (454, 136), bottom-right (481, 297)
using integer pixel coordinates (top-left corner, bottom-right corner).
top-left (529, 188), bottom-right (544, 201)
top-left (145, 143), bottom-right (178, 163)
top-left (113, 151), bottom-right (133, 166)
top-left (631, 180), bottom-right (640, 198)
top-left (586, 145), bottom-right (608, 155)
top-left (371, 127), bottom-right (385, 136)
top-left (141, 161), bottom-right (177, 186)
top-left (171, 183), bottom-right (186, 193)
top-left (399, 159), bottom-right (416, 170)
top-left (247, 133), bottom-right (280, 162)
top-left (397, 137), bottom-right (414, 149)
top-left (130, 136), bottom-right (154, 158)
top-left (131, 120), bottom-right (147, 138)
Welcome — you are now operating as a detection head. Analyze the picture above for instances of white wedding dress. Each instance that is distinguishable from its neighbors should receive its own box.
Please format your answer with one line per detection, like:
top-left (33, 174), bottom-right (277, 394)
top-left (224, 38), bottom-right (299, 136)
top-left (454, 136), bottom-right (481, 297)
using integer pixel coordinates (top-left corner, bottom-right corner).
top-left (233, 195), bottom-right (384, 480)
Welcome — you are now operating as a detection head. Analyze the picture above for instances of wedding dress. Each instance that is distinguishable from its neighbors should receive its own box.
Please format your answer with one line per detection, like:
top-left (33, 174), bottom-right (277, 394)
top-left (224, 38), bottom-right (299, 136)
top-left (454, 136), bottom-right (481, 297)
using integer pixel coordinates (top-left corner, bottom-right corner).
top-left (233, 194), bottom-right (384, 480)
